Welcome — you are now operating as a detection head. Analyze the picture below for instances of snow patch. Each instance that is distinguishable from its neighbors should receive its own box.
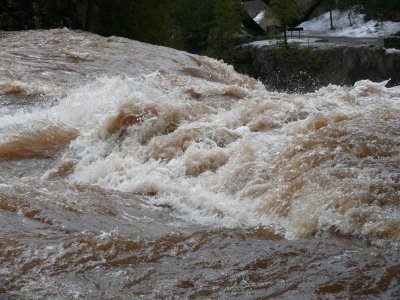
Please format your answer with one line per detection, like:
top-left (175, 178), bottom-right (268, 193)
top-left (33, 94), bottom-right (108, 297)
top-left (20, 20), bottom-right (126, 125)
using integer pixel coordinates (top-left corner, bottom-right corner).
top-left (385, 48), bottom-right (400, 54)
top-left (242, 39), bottom-right (277, 48)
top-left (254, 11), bottom-right (265, 24)
top-left (242, 38), bottom-right (319, 48)
top-left (300, 9), bottom-right (400, 37)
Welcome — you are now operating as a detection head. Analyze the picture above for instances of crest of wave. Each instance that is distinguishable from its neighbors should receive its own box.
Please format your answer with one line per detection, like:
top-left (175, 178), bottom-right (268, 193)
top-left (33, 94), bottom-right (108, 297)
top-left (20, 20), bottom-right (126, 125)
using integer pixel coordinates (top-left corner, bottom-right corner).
top-left (0, 30), bottom-right (399, 242)
top-left (31, 72), bottom-right (398, 242)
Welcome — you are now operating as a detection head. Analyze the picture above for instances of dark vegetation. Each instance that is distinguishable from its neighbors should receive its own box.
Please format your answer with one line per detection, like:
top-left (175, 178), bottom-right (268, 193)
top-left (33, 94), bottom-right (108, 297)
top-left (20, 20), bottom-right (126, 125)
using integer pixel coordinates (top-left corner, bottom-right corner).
top-left (278, 45), bottom-right (320, 69)
top-left (269, 0), bottom-right (302, 45)
top-left (362, 0), bottom-right (400, 21)
top-left (337, 0), bottom-right (400, 21)
top-left (81, 0), bottom-right (247, 58)
top-left (272, 45), bottom-right (323, 91)
top-left (232, 44), bottom-right (325, 93)
top-left (0, 0), bottom-right (248, 61)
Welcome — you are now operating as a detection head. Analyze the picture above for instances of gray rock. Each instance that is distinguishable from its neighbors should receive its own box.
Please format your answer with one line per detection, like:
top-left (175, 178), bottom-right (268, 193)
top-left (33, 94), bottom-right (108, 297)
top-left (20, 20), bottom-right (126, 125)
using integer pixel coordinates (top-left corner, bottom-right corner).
top-left (232, 43), bottom-right (400, 93)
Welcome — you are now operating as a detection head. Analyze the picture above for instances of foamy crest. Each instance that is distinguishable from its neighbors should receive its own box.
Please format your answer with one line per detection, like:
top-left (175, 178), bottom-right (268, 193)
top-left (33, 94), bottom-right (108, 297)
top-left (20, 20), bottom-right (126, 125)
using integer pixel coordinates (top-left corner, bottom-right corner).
top-left (1, 29), bottom-right (399, 242)
top-left (30, 73), bottom-right (396, 242)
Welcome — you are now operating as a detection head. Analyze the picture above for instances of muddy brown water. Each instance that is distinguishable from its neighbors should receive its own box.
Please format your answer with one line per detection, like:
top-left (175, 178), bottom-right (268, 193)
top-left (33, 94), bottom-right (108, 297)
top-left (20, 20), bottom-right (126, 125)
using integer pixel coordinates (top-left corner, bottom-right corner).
top-left (0, 29), bottom-right (399, 299)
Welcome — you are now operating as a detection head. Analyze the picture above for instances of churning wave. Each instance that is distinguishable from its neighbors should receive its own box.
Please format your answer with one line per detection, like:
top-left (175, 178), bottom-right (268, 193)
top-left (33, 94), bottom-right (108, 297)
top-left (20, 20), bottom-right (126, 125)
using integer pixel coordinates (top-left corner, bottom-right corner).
top-left (0, 29), bottom-right (399, 242)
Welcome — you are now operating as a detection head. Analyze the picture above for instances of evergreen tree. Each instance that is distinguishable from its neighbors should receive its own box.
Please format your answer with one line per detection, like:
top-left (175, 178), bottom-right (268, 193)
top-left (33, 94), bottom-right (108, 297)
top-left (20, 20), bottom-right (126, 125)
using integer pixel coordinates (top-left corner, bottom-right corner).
top-left (171, 0), bottom-right (214, 53)
top-left (131, 0), bottom-right (176, 47)
top-left (95, 0), bottom-right (179, 47)
top-left (269, 0), bottom-right (301, 45)
top-left (363, 0), bottom-right (400, 21)
top-left (171, 0), bottom-right (245, 57)
top-left (76, 0), bottom-right (247, 58)
top-left (205, 0), bottom-right (245, 61)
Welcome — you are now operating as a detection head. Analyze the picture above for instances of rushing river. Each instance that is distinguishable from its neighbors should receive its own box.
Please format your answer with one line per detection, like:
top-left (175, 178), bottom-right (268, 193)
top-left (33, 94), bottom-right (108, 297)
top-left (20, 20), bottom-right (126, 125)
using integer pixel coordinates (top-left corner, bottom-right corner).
top-left (0, 29), bottom-right (399, 299)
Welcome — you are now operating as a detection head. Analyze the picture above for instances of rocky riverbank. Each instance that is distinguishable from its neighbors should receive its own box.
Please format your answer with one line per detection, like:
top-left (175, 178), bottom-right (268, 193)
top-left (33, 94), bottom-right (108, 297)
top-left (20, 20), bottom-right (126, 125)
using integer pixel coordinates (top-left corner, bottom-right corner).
top-left (232, 39), bottom-right (400, 93)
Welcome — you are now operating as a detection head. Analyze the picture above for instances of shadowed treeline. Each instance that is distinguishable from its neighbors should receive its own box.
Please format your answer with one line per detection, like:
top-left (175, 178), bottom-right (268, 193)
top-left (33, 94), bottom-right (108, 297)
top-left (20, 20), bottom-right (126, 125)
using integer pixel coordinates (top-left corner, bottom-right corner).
top-left (0, 0), bottom-right (252, 60)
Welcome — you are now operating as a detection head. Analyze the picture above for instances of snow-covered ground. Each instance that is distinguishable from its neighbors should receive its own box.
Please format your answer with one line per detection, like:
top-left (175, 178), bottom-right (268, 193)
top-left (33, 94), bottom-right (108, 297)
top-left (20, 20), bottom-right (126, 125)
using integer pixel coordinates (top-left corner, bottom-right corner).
top-left (253, 8), bottom-right (400, 38)
top-left (300, 9), bottom-right (400, 37)
top-left (385, 48), bottom-right (400, 54)
top-left (246, 7), bottom-right (400, 49)
top-left (242, 38), bottom-right (319, 48)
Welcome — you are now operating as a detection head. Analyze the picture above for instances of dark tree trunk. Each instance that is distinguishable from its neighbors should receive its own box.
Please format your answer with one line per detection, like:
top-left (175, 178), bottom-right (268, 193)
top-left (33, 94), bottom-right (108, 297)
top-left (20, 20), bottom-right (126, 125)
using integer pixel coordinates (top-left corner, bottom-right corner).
top-left (283, 23), bottom-right (287, 45)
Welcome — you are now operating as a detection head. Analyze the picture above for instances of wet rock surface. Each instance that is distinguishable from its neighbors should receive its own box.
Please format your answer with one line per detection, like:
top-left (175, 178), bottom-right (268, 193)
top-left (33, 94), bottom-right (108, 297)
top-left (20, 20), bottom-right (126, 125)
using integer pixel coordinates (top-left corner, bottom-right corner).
top-left (233, 41), bottom-right (400, 93)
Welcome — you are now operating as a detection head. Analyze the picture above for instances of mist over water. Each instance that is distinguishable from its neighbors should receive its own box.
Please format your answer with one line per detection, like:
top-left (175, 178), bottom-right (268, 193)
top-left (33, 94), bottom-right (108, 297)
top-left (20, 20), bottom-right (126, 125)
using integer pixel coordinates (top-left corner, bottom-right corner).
top-left (0, 29), bottom-right (399, 298)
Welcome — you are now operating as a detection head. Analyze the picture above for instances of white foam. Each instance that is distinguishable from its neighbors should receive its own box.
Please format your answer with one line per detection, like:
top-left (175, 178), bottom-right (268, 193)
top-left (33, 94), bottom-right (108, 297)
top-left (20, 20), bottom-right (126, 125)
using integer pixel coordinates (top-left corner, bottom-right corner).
top-left (2, 30), bottom-right (400, 241)
top-left (43, 75), bottom-right (396, 241)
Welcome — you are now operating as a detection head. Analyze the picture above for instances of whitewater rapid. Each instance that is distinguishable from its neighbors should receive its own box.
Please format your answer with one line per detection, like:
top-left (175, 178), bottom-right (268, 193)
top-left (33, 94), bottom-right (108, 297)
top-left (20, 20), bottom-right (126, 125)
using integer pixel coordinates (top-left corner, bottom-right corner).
top-left (0, 28), bottom-right (399, 242)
